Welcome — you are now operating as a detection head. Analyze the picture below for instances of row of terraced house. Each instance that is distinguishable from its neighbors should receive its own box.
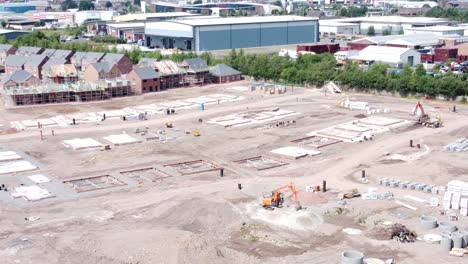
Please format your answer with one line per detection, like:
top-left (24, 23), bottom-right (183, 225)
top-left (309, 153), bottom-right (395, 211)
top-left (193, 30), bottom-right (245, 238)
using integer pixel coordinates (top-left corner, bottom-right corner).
top-left (0, 44), bottom-right (242, 106)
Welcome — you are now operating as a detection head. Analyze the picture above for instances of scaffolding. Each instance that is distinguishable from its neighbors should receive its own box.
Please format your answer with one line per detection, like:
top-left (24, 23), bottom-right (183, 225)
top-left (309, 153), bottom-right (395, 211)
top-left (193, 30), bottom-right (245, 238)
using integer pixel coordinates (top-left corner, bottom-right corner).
top-left (2, 79), bottom-right (135, 106)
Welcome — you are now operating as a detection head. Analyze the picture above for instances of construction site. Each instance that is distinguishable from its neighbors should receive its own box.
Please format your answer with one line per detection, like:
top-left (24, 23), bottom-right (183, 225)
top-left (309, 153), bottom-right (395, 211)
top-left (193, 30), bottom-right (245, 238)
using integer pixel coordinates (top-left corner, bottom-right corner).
top-left (0, 80), bottom-right (467, 264)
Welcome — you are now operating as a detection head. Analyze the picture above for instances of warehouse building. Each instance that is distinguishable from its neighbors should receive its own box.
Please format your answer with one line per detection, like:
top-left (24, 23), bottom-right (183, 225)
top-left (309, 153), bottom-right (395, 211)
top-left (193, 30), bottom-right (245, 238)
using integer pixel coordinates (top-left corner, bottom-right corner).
top-left (144, 16), bottom-right (319, 52)
top-left (0, 3), bottom-right (36, 13)
top-left (349, 46), bottom-right (421, 67)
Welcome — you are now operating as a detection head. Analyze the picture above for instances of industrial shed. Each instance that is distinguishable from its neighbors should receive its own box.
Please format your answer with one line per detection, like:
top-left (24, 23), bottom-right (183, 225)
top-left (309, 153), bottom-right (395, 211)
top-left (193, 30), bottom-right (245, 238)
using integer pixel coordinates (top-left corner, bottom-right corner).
top-left (144, 16), bottom-right (319, 52)
top-left (349, 46), bottom-right (421, 67)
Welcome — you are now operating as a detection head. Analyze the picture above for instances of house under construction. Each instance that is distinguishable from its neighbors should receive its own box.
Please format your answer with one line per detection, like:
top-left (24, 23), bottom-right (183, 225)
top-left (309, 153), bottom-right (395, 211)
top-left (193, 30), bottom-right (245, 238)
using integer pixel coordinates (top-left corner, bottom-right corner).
top-left (2, 79), bottom-right (135, 106)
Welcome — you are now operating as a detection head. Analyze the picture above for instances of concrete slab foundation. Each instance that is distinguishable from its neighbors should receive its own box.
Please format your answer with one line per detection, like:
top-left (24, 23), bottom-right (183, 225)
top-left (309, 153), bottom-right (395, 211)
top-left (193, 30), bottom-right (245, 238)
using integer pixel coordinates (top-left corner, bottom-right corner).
top-left (63, 175), bottom-right (127, 193)
top-left (63, 138), bottom-right (104, 150)
top-left (270, 146), bottom-right (320, 160)
top-left (120, 167), bottom-right (173, 183)
top-left (163, 160), bottom-right (222, 175)
top-left (233, 156), bottom-right (288, 171)
top-left (291, 136), bottom-right (342, 148)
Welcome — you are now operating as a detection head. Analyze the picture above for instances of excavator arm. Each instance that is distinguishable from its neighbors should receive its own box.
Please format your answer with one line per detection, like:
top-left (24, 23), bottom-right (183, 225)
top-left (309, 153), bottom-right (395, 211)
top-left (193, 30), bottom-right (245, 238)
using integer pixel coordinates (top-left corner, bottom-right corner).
top-left (263, 182), bottom-right (302, 210)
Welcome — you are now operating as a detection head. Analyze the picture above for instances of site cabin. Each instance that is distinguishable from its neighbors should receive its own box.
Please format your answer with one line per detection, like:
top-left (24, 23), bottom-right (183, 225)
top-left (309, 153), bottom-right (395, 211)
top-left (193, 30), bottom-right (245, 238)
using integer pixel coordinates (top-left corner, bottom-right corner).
top-left (23, 54), bottom-right (49, 80)
top-left (209, 64), bottom-right (241, 84)
top-left (126, 67), bottom-right (161, 94)
top-left (71, 52), bottom-right (105, 71)
top-left (1, 70), bottom-right (41, 89)
top-left (83, 62), bottom-right (122, 82)
top-left (100, 53), bottom-right (133, 74)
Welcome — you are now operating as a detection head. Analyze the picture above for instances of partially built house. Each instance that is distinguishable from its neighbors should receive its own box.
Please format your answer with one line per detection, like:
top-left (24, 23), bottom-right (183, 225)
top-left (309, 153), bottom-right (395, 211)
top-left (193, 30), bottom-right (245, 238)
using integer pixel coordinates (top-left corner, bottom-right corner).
top-left (2, 79), bottom-right (135, 106)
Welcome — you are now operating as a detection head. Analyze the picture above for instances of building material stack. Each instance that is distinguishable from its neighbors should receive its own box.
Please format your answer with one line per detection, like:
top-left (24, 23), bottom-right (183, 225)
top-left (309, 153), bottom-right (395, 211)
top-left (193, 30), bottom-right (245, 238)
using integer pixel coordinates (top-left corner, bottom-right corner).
top-left (296, 43), bottom-right (340, 54)
top-left (445, 180), bottom-right (468, 216)
top-left (434, 47), bottom-right (458, 62)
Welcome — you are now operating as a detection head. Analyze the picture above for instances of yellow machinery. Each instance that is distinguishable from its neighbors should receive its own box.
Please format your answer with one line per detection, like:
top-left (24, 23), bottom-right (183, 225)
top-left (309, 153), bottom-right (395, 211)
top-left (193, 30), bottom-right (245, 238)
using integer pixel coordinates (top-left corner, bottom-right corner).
top-left (192, 130), bottom-right (200, 137)
top-left (262, 182), bottom-right (302, 211)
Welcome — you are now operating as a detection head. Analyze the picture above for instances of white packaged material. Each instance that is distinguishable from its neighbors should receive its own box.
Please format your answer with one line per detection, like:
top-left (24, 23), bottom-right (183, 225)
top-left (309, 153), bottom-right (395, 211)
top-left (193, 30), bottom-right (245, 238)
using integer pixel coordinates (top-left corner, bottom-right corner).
top-left (430, 197), bottom-right (439, 207)
top-left (460, 208), bottom-right (468, 216)
top-left (444, 192), bottom-right (453, 202)
top-left (443, 201), bottom-right (451, 210)
top-left (362, 193), bottom-right (378, 200)
top-left (460, 198), bottom-right (468, 209)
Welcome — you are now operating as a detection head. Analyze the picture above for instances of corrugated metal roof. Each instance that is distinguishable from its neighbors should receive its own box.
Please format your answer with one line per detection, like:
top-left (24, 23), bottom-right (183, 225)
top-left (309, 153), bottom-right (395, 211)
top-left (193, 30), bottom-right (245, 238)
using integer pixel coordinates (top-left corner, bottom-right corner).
top-left (350, 46), bottom-right (414, 64)
top-left (174, 15), bottom-right (318, 26)
top-left (353, 33), bottom-right (448, 46)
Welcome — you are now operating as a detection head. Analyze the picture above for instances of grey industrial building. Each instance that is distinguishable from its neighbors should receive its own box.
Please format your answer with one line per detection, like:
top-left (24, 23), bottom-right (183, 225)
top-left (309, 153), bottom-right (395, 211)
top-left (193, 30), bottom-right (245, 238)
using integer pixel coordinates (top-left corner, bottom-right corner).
top-left (144, 16), bottom-right (319, 52)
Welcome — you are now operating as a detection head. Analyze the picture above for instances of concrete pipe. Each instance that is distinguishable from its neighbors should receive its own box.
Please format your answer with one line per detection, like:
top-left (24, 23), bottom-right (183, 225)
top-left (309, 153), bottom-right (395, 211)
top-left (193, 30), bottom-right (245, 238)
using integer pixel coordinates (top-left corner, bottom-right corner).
top-left (398, 182), bottom-right (406, 189)
top-left (452, 232), bottom-right (463, 248)
top-left (420, 216), bottom-right (438, 229)
top-left (407, 183), bottom-right (416, 190)
top-left (439, 221), bottom-right (457, 232)
top-left (341, 250), bottom-right (364, 264)
top-left (423, 186), bottom-right (432, 193)
top-left (382, 180), bottom-right (390, 187)
top-left (377, 179), bottom-right (384, 185)
top-left (440, 235), bottom-right (453, 252)
top-left (462, 231), bottom-right (468, 248)
top-left (389, 181), bottom-right (397, 188)
top-left (416, 184), bottom-right (426, 191)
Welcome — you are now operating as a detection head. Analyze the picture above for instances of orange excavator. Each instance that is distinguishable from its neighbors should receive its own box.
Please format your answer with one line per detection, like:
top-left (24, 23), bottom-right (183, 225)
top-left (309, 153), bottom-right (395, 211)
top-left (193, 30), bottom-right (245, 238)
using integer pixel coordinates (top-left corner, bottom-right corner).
top-left (413, 102), bottom-right (443, 128)
top-left (262, 182), bottom-right (302, 211)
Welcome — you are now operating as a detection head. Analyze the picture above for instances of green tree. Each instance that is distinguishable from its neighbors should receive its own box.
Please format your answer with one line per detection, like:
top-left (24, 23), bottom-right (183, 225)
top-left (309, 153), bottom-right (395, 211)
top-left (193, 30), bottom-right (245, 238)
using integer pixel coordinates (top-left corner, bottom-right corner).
top-left (124, 1), bottom-right (131, 7)
top-left (79, 0), bottom-right (95, 11)
top-left (134, 0), bottom-right (141, 6)
top-left (415, 64), bottom-right (427, 76)
top-left (0, 36), bottom-right (7, 44)
top-left (193, 0), bottom-right (202, 4)
top-left (61, 0), bottom-right (78, 11)
top-left (105, 1), bottom-right (113, 8)
top-left (367, 26), bottom-right (375, 36)
top-left (398, 28), bottom-right (404, 34)
top-left (382, 29), bottom-right (391, 35)
top-left (0, 20), bottom-right (6, 28)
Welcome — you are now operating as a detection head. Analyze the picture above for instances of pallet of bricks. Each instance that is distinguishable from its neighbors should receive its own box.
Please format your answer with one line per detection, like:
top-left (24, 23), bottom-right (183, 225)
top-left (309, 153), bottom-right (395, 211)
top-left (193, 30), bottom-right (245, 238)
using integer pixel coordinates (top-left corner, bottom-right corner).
top-left (444, 180), bottom-right (468, 216)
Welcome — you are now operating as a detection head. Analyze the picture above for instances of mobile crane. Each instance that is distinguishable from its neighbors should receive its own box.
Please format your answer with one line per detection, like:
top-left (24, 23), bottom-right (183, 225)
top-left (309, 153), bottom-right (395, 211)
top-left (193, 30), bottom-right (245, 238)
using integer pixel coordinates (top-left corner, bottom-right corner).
top-left (262, 182), bottom-right (302, 211)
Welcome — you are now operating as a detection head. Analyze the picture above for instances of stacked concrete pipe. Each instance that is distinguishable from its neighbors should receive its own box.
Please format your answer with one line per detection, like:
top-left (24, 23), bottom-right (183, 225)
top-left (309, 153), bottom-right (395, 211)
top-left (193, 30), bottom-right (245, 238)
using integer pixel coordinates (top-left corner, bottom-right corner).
top-left (420, 216), bottom-right (438, 229)
top-left (440, 235), bottom-right (453, 251)
top-left (439, 221), bottom-right (457, 232)
top-left (341, 250), bottom-right (364, 264)
top-left (452, 232), bottom-right (464, 248)
top-left (462, 229), bottom-right (468, 248)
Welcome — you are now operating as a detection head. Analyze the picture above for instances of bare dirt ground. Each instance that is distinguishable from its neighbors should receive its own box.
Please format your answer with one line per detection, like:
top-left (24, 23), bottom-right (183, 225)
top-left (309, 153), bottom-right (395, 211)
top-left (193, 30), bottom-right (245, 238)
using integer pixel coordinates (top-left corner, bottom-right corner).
top-left (0, 83), bottom-right (467, 264)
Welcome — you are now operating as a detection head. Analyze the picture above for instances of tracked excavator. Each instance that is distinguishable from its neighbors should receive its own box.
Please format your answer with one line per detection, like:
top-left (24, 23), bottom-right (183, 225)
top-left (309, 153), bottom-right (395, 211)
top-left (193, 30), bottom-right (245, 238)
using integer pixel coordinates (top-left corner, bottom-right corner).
top-left (262, 182), bottom-right (302, 211)
top-left (413, 102), bottom-right (443, 128)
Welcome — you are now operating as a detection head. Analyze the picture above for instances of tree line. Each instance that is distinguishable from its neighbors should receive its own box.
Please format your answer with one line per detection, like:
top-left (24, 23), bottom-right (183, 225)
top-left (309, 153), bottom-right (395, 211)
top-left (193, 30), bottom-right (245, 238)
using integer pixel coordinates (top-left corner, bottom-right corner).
top-left (426, 7), bottom-right (468, 22)
top-left (223, 49), bottom-right (468, 99)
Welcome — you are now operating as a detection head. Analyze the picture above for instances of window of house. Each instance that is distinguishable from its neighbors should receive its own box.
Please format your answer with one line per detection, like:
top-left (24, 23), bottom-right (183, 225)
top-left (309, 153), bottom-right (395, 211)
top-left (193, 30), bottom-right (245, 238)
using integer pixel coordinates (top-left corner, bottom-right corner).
top-left (153, 78), bottom-right (157, 81)
top-left (143, 80), bottom-right (147, 83)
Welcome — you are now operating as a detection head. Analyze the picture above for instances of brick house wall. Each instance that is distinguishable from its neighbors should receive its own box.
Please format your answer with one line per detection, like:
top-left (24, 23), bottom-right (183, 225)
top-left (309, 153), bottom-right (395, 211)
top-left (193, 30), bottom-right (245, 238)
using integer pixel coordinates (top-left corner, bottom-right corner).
top-left (83, 64), bottom-right (122, 82)
top-left (24, 60), bottom-right (48, 80)
top-left (5, 65), bottom-right (24, 75)
top-left (214, 74), bottom-right (242, 84)
top-left (116, 56), bottom-right (133, 74)
top-left (2, 75), bottom-right (41, 89)
top-left (126, 71), bottom-right (160, 94)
